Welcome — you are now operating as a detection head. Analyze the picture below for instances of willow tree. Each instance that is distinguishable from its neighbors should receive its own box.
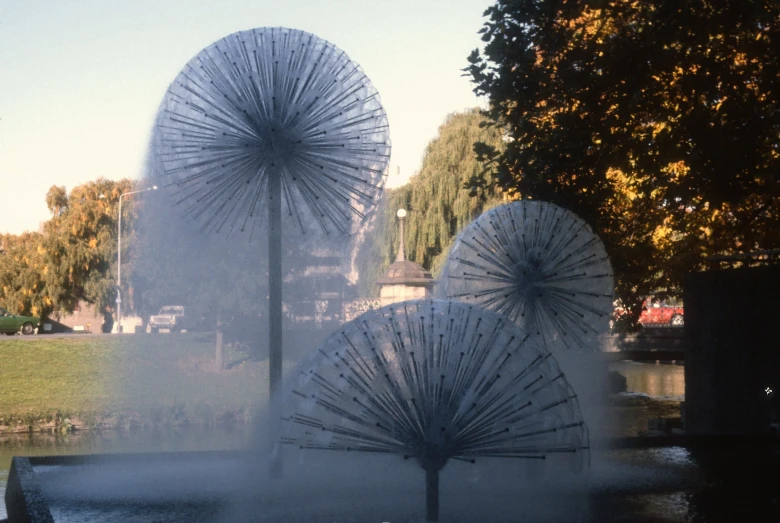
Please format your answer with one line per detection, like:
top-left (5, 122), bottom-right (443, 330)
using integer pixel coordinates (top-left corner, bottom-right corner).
top-left (356, 109), bottom-right (507, 296)
top-left (468, 0), bottom-right (780, 327)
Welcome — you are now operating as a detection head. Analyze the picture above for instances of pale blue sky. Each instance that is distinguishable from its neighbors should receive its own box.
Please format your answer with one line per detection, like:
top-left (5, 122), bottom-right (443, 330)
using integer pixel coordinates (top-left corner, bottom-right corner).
top-left (0, 0), bottom-right (492, 234)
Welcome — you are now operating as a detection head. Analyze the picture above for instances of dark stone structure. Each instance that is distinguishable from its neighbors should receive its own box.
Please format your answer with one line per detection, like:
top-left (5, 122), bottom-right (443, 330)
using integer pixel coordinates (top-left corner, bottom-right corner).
top-left (4, 452), bottom-right (244, 522)
top-left (684, 265), bottom-right (780, 435)
top-left (4, 458), bottom-right (54, 523)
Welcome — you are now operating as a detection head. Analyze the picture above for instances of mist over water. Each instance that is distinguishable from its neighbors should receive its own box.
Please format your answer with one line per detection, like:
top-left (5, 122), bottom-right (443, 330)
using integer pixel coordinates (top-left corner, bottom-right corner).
top-left (225, 450), bottom-right (593, 522)
top-left (69, 163), bottom-right (631, 521)
top-left (16, 196), bottom-right (707, 521)
top-left (32, 429), bottom-right (697, 522)
top-left (15, 87), bottom-right (683, 523)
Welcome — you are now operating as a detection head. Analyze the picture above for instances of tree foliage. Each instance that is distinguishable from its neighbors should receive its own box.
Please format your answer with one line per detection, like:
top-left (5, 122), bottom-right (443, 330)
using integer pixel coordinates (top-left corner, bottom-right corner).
top-left (43, 179), bottom-right (139, 315)
top-left (0, 232), bottom-right (49, 317)
top-left (133, 184), bottom-right (334, 362)
top-left (133, 195), bottom-right (271, 333)
top-left (355, 109), bottom-right (508, 296)
top-left (0, 178), bottom-right (141, 320)
top-left (467, 0), bottom-right (780, 326)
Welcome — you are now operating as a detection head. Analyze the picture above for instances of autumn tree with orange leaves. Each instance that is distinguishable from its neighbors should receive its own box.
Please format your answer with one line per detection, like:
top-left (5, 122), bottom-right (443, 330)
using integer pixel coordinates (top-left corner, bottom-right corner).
top-left (0, 178), bottom-right (141, 320)
top-left (467, 0), bottom-right (780, 328)
top-left (0, 232), bottom-right (50, 318)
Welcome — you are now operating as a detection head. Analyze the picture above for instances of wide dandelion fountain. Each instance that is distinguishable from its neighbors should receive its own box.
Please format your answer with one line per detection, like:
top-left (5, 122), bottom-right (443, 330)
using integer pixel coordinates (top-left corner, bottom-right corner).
top-left (278, 299), bottom-right (589, 521)
top-left (443, 200), bottom-right (613, 352)
top-left (152, 27), bottom-right (391, 472)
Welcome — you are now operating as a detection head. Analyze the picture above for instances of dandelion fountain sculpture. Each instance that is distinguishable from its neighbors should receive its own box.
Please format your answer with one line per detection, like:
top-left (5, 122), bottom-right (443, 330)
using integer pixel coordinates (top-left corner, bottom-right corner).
top-left (153, 27), bottom-right (390, 237)
top-left (443, 200), bottom-right (614, 352)
top-left (278, 299), bottom-right (589, 521)
top-left (151, 27), bottom-right (391, 474)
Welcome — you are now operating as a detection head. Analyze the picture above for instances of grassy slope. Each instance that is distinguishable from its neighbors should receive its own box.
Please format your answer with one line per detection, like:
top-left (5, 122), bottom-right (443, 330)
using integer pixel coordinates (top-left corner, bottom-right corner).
top-left (0, 337), bottom-right (114, 414)
top-left (0, 334), bottom-right (291, 420)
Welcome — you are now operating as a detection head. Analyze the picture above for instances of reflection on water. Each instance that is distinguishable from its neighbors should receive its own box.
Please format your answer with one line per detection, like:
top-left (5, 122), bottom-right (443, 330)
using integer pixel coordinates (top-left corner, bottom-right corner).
top-left (590, 446), bottom-right (780, 522)
top-left (611, 362), bottom-right (685, 399)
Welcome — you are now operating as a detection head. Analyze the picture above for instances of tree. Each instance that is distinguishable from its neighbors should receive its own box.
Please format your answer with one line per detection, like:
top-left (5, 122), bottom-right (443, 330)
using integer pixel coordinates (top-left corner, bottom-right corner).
top-left (135, 183), bottom-right (300, 368)
top-left (136, 178), bottom-right (356, 369)
top-left (0, 232), bottom-right (50, 317)
top-left (355, 109), bottom-right (507, 296)
top-left (0, 179), bottom-right (143, 321)
top-left (42, 178), bottom-right (140, 323)
top-left (467, 0), bottom-right (780, 327)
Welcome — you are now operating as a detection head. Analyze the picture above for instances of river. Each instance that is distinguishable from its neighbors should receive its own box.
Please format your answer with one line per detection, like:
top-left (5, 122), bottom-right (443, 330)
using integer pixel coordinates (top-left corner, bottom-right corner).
top-left (610, 360), bottom-right (685, 399)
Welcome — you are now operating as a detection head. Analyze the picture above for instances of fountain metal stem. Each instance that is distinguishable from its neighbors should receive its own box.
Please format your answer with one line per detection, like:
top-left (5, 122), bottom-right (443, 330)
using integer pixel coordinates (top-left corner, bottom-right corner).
top-left (425, 467), bottom-right (439, 521)
top-left (268, 170), bottom-right (283, 478)
top-left (419, 444), bottom-right (446, 522)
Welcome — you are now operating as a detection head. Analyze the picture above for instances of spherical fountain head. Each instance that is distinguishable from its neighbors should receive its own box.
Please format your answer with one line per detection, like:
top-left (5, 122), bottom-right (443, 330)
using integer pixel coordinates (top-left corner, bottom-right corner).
top-left (442, 200), bottom-right (614, 352)
top-left (152, 27), bottom-right (391, 238)
top-left (277, 298), bottom-right (590, 475)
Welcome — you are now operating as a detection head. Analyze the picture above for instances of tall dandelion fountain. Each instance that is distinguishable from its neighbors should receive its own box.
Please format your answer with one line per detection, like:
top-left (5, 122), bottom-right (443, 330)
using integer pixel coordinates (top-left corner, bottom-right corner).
top-left (151, 27), bottom-right (391, 474)
top-left (278, 299), bottom-right (590, 521)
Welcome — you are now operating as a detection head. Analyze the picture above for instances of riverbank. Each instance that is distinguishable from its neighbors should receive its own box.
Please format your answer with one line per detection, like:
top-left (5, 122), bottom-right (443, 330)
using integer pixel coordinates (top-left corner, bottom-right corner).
top-left (0, 334), bottom-right (284, 434)
top-left (0, 358), bottom-right (687, 520)
top-left (1, 335), bottom-right (685, 435)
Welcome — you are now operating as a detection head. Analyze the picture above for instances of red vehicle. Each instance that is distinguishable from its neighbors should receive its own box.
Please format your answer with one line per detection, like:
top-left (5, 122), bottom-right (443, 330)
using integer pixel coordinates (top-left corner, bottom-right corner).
top-left (612, 296), bottom-right (684, 328)
top-left (639, 297), bottom-right (684, 326)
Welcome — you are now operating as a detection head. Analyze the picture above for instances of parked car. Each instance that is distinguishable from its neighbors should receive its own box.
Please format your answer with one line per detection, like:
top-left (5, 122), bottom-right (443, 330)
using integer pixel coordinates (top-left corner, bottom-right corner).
top-left (149, 305), bottom-right (187, 333)
top-left (639, 297), bottom-right (684, 326)
top-left (612, 297), bottom-right (684, 328)
top-left (0, 307), bottom-right (40, 335)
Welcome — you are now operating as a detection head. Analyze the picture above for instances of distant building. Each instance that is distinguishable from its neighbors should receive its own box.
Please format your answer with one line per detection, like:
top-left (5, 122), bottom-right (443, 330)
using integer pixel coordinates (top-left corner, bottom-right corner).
top-left (376, 208), bottom-right (435, 307)
top-left (47, 301), bottom-right (107, 333)
top-left (285, 248), bottom-right (356, 327)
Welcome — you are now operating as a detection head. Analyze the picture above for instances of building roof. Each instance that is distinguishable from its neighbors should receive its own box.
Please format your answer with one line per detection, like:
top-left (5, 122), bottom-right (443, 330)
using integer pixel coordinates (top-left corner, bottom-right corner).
top-left (376, 259), bottom-right (435, 286)
top-left (376, 208), bottom-right (436, 287)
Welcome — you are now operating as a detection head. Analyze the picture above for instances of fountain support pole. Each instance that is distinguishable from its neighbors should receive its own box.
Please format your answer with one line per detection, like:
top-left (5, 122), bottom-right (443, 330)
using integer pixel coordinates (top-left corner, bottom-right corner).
top-left (425, 468), bottom-right (439, 522)
top-left (269, 171), bottom-right (283, 478)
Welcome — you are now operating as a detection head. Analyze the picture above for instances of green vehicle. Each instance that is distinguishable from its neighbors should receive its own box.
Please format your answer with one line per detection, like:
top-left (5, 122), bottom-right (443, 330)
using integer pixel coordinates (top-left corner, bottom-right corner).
top-left (0, 307), bottom-right (39, 335)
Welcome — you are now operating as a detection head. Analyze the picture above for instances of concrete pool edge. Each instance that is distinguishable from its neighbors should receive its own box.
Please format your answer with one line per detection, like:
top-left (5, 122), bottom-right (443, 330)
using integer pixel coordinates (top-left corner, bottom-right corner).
top-left (5, 457), bottom-right (54, 523)
top-left (4, 439), bottom-right (780, 522)
top-left (3, 450), bottom-right (250, 523)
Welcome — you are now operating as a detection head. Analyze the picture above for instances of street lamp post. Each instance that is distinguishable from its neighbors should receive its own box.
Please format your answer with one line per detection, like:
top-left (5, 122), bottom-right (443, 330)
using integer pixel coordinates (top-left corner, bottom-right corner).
top-left (116, 185), bottom-right (157, 333)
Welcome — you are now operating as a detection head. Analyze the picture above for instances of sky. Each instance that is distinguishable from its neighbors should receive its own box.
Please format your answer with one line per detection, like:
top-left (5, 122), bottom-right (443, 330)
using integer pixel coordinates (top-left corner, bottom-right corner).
top-left (0, 0), bottom-right (492, 235)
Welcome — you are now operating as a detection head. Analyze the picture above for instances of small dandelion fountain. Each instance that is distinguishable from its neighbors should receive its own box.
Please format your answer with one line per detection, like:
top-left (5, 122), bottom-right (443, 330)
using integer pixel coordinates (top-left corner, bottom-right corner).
top-left (443, 200), bottom-right (613, 351)
top-left (277, 299), bottom-right (589, 521)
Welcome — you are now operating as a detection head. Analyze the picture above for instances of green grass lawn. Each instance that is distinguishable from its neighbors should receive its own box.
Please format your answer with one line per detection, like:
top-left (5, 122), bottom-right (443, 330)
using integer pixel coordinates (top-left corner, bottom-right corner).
top-left (0, 334), bottom-right (298, 425)
top-left (0, 337), bottom-right (115, 414)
